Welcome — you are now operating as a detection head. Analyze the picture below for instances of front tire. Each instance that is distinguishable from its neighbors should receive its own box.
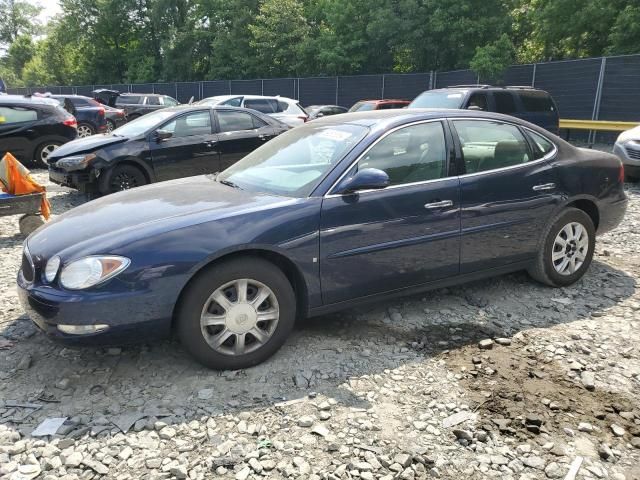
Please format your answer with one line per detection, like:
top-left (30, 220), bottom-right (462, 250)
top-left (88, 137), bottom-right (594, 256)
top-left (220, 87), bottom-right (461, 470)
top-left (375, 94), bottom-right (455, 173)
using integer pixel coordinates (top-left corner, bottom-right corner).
top-left (106, 119), bottom-right (116, 133)
top-left (176, 257), bottom-right (296, 370)
top-left (528, 208), bottom-right (596, 287)
top-left (34, 141), bottom-right (62, 168)
top-left (101, 164), bottom-right (147, 194)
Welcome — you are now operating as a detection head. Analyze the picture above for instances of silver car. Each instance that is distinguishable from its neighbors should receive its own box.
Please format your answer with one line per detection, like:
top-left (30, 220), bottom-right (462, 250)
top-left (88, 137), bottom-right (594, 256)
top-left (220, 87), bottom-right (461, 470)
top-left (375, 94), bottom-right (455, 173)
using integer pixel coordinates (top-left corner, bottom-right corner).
top-left (195, 95), bottom-right (308, 127)
top-left (614, 125), bottom-right (640, 181)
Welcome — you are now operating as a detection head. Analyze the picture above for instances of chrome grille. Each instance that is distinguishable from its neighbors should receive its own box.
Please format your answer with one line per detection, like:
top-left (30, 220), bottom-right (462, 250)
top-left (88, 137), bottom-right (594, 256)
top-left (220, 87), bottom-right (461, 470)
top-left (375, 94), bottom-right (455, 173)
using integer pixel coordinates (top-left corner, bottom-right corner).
top-left (626, 146), bottom-right (640, 160)
top-left (22, 247), bottom-right (34, 283)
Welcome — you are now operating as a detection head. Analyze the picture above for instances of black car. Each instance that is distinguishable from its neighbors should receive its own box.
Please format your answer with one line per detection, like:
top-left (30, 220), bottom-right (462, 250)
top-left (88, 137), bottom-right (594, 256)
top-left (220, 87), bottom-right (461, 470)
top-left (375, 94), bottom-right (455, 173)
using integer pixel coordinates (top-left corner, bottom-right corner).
top-left (0, 95), bottom-right (78, 167)
top-left (47, 106), bottom-right (289, 195)
top-left (306, 104), bottom-right (348, 120)
top-left (103, 104), bottom-right (127, 132)
top-left (115, 93), bottom-right (179, 120)
top-left (409, 86), bottom-right (560, 134)
top-left (50, 95), bottom-right (108, 138)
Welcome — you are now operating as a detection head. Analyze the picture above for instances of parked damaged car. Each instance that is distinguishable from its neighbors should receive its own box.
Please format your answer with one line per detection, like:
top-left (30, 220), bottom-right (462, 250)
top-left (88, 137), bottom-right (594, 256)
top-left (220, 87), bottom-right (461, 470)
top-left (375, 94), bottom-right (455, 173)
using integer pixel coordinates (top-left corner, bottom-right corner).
top-left (19, 109), bottom-right (627, 370)
top-left (47, 105), bottom-right (289, 195)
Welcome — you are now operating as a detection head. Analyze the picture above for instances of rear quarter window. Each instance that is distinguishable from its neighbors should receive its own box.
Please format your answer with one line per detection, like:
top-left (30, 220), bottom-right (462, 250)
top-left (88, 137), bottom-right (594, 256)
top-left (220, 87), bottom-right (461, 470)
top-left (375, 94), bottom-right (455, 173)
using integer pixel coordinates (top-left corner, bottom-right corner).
top-left (518, 91), bottom-right (556, 112)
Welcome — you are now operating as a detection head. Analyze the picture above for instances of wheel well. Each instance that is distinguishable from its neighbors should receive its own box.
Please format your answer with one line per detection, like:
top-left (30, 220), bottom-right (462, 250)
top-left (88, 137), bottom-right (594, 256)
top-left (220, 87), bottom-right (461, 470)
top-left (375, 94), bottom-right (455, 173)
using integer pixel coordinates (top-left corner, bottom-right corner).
top-left (117, 159), bottom-right (151, 183)
top-left (567, 199), bottom-right (600, 230)
top-left (171, 250), bottom-right (309, 329)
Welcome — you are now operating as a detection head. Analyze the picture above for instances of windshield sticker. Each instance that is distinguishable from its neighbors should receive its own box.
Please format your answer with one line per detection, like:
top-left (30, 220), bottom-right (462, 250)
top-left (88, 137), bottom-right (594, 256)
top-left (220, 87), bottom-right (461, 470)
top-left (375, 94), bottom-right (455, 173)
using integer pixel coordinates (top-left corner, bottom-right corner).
top-left (447, 94), bottom-right (463, 98)
top-left (318, 129), bottom-right (352, 141)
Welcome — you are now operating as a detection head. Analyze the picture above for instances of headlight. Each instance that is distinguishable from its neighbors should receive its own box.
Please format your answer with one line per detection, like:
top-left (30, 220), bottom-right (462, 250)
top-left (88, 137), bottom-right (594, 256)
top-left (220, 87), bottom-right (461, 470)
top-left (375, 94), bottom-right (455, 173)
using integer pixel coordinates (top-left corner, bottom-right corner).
top-left (60, 256), bottom-right (130, 290)
top-left (44, 256), bottom-right (61, 282)
top-left (56, 153), bottom-right (97, 171)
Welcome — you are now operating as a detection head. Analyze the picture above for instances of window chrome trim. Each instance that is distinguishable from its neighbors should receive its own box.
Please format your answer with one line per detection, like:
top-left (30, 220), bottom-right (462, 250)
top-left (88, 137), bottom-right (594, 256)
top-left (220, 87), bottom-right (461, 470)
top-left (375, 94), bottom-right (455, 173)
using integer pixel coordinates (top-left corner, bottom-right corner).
top-left (451, 118), bottom-right (558, 179)
top-left (324, 118), bottom-right (450, 198)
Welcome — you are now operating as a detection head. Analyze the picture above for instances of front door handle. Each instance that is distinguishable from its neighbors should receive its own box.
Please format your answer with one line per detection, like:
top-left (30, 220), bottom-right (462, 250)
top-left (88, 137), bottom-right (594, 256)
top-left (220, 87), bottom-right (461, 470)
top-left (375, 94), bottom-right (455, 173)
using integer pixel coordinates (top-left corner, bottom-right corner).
top-left (532, 183), bottom-right (556, 191)
top-left (424, 200), bottom-right (453, 209)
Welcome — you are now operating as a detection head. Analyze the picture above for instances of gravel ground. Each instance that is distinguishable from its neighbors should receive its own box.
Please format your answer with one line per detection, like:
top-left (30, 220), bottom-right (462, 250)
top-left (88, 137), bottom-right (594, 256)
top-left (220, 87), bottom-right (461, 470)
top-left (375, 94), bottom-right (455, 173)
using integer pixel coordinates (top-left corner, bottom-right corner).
top-left (1, 170), bottom-right (640, 480)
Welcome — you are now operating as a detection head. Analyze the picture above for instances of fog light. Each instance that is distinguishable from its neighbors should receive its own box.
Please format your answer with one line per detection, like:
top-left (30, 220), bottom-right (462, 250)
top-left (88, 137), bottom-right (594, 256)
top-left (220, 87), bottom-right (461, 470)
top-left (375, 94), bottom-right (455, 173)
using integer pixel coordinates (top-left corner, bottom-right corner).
top-left (57, 324), bottom-right (109, 335)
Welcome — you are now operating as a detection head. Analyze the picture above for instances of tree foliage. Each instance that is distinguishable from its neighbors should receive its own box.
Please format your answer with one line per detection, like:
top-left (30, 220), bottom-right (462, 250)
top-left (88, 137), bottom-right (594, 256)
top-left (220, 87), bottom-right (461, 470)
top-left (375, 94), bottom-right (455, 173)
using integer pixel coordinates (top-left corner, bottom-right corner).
top-left (0, 0), bottom-right (638, 87)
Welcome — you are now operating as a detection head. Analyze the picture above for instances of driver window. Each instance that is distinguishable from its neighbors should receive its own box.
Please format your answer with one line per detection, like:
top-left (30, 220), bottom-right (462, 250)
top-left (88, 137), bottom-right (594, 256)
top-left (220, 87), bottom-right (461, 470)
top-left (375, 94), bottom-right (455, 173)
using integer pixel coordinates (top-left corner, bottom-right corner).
top-left (358, 122), bottom-right (447, 186)
top-left (160, 111), bottom-right (211, 138)
top-left (467, 93), bottom-right (488, 111)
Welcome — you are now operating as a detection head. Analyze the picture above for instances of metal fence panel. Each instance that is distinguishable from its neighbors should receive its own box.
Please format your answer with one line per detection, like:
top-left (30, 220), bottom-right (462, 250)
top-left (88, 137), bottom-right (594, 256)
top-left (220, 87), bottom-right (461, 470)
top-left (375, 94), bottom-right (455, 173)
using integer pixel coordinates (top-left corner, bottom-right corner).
top-left (435, 70), bottom-right (477, 88)
top-left (59, 86), bottom-right (75, 94)
top-left (298, 77), bottom-right (336, 106)
top-left (338, 75), bottom-right (383, 108)
top-left (503, 65), bottom-right (534, 86)
top-left (130, 83), bottom-right (154, 94)
top-left (599, 55), bottom-right (640, 122)
top-left (535, 58), bottom-right (602, 119)
top-left (75, 85), bottom-right (94, 96)
top-left (202, 81), bottom-right (229, 98)
top-left (230, 80), bottom-right (261, 95)
top-left (383, 73), bottom-right (430, 100)
top-left (111, 83), bottom-right (130, 93)
top-left (153, 83), bottom-right (176, 97)
top-left (176, 82), bottom-right (199, 103)
top-left (263, 78), bottom-right (296, 98)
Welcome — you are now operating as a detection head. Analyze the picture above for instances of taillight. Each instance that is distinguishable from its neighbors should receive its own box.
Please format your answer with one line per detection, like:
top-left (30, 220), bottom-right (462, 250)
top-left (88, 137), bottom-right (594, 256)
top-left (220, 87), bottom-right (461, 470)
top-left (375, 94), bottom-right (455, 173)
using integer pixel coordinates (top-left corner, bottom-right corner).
top-left (619, 162), bottom-right (625, 183)
top-left (98, 107), bottom-right (105, 116)
top-left (63, 117), bottom-right (77, 127)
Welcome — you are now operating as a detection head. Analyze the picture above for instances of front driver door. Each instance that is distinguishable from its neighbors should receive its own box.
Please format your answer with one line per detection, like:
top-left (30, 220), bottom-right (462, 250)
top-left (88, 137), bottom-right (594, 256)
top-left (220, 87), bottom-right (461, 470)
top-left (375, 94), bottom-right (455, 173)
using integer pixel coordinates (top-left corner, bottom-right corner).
top-left (320, 120), bottom-right (461, 305)
top-left (215, 109), bottom-right (276, 171)
top-left (149, 109), bottom-right (220, 181)
top-left (451, 119), bottom-right (561, 273)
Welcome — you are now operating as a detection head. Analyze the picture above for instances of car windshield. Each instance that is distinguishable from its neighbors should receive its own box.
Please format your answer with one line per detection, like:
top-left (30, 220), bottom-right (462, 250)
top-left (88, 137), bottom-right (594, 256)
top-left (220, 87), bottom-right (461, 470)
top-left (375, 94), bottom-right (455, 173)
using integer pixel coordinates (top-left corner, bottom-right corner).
top-left (349, 102), bottom-right (375, 112)
top-left (194, 97), bottom-right (224, 106)
top-left (217, 124), bottom-right (368, 197)
top-left (409, 91), bottom-right (466, 109)
top-left (112, 109), bottom-right (177, 136)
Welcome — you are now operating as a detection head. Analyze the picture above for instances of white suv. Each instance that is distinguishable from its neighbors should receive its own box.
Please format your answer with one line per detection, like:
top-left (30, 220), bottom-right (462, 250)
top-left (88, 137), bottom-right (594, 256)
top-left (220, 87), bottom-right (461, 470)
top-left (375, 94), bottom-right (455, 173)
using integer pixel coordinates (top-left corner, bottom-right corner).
top-left (196, 95), bottom-right (308, 127)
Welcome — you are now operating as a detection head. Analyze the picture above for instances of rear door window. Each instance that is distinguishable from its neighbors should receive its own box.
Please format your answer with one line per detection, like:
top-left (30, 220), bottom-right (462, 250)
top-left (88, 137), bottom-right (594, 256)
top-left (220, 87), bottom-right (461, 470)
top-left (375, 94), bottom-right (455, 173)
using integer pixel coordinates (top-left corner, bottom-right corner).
top-left (518, 91), bottom-right (556, 112)
top-left (452, 120), bottom-right (532, 173)
top-left (493, 92), bottom-right (518, 114)
top-left (244, 99), bottom-right (276, 114)
top-left (0, 106), bottom-right (38, 124)
top-left (116, 95), bottom-right (142, 105)
top-left (217, 110), bottom-right (258, 132)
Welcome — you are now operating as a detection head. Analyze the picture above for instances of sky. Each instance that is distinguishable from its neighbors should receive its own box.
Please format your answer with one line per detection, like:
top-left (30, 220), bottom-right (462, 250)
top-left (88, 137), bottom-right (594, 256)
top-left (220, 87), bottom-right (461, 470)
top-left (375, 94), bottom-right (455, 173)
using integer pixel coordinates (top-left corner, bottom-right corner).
top-left (35, 0), bottom-right (61, 23)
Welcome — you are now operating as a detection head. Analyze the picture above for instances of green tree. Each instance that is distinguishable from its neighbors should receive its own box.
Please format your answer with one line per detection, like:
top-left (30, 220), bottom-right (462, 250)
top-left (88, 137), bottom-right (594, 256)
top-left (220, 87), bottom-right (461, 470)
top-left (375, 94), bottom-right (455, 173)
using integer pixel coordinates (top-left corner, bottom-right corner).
top-left (0, 0), bottom-right (41, 48)
top-left (607, 4), bottom-right (640, 55)
top-left (248, 0), bottom-right (311, 77)
top-left (470, 34), bottom-right (516, 83)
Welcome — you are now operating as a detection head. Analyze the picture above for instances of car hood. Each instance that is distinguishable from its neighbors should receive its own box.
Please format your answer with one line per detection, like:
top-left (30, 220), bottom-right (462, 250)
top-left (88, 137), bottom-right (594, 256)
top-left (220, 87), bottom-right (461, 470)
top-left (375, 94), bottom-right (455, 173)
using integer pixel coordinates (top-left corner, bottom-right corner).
top-left (616, 125), bottom-right (640, 143)
top-left (49, 134), bottom-right (128, 160)
top-left (27, 175), bottom-right (303, 259)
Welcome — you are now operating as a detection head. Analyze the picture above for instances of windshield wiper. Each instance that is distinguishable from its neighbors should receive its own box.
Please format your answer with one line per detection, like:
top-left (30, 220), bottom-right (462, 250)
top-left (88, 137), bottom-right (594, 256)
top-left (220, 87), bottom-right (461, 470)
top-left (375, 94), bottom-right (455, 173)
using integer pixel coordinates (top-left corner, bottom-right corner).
top-left (219, 179), bottom-right (242, 189)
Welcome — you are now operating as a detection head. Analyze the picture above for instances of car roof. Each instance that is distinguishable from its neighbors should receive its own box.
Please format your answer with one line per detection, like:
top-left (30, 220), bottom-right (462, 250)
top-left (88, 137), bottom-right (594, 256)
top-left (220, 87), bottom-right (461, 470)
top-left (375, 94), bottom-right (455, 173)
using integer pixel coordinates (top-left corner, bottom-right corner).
top-left (357, 99), bottom-right (410, 104)
top-left (202, 94), bottom-right (297, 102)
top-left (429, 86), bottom-right (550, 94)
top-left (0, 95), bottom-right (59, 107)
top-left (120, 92), bottom-right (166, 97)
top-left (310, 108), bottom-right (542, 129)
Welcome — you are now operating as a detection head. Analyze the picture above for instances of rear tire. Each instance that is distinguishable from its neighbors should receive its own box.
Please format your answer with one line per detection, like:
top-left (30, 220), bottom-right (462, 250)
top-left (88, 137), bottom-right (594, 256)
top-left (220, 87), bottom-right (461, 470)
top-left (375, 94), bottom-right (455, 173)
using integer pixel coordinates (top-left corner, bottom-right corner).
top-left (77, 123), bottom-right (95, 138)
top-left (106, 119), bottom-right (116, 133)
top-left (101, 164), bottom-right (147, 194)
top-left (528, 208), bottom-right (596, 287)
top-left (176, 257), bottom-right (296, 370)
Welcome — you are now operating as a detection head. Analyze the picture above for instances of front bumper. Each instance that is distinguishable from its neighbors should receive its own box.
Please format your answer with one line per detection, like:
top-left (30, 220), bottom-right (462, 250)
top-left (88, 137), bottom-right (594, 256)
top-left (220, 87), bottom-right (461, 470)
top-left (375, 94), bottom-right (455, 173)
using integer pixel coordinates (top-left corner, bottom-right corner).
top-left (17, 268), bottom-right (173, 346)
top-left (48, 166), bottom-right (98, 193)
top-left (614, 141), bottom-right (640, 171)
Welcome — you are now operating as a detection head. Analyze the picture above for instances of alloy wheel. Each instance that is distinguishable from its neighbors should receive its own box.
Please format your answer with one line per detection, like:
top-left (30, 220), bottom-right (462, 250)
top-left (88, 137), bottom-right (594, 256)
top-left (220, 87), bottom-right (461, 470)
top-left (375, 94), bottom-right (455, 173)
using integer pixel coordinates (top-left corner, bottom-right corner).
top-left (77, 125), bottom-right (93, 138)
top-left (39, 144), bottom-right (59, 165)
top-left (552, 221), bottom-right (589, 275)
top-left (106, 120), bottom-right (115, 133)
top-left (110, 172), bottom-right (139, 191)
top-left (200, 278), bottom-right (279, 356)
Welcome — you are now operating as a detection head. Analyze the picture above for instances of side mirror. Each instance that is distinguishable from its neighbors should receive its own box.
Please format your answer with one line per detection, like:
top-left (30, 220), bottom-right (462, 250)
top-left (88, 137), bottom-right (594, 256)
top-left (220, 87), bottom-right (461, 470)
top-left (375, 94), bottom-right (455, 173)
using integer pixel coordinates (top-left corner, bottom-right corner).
top-left (316, 112), bottom-right (324, 118)
top-left (337, 168), bottom-right (390, 194)
top-left (155, 129), bottom-right (173, 141)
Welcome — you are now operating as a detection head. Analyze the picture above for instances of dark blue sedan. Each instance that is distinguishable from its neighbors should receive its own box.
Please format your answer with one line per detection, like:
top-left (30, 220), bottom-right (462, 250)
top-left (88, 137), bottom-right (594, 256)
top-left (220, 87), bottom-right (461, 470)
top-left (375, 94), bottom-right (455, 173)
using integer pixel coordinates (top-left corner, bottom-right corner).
top-left (17, 109), bottom-right (627, 369)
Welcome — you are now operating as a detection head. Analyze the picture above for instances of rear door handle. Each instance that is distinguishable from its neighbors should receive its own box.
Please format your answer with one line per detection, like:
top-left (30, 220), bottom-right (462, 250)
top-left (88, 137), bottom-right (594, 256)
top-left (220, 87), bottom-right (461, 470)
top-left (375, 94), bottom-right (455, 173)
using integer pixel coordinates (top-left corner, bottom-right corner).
top-left (532, 183), bottom-right (556, 191)
top-left (424, 200), bottom-right (453, 209)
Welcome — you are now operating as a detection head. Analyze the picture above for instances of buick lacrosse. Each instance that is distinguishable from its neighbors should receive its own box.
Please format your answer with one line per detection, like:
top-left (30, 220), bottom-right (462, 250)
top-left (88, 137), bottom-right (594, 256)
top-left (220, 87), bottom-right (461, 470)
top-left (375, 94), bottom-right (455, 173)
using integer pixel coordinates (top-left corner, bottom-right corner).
top-left (18, 109), bottom-right (627, 369)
